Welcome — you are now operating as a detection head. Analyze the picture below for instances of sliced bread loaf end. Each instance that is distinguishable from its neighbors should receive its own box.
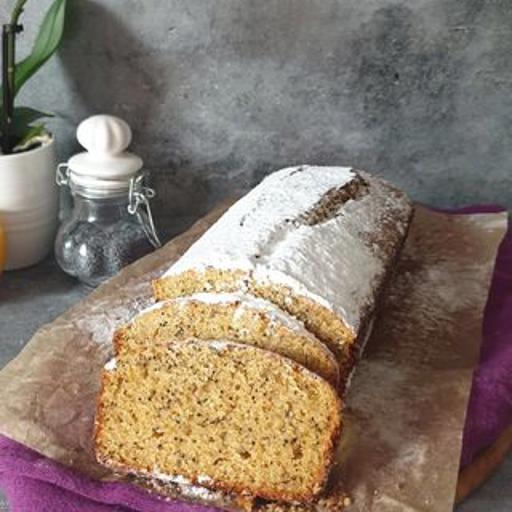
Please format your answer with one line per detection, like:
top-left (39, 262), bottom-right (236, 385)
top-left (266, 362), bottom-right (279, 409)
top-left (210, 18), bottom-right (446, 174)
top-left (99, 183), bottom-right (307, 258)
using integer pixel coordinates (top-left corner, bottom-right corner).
top-left (95, 340), bottom-right (342, 503)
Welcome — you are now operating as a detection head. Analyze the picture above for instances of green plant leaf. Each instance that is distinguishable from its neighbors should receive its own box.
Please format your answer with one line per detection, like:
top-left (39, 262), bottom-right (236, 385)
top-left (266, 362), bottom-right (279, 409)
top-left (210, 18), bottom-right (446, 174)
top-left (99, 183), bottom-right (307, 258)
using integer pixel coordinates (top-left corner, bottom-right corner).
top-left (12, 106), bottom-right (53, 132)
top-left (0, 106), bottom-right (52, 135)
top-left (11, 0), bottom-right (30, 25)
top-left (0, 106), bottom-right (52, 147)
top-left (14, 123), bottom-right (48, 150)
top-left (14, 0), bottom-right (67, 95)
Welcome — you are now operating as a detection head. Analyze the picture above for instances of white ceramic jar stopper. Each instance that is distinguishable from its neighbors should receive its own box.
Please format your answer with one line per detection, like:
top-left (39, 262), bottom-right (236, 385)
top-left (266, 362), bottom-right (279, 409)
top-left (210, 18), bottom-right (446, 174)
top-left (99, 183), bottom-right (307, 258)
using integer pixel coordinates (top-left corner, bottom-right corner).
top-left (62, 115), bottom-right (143, 195)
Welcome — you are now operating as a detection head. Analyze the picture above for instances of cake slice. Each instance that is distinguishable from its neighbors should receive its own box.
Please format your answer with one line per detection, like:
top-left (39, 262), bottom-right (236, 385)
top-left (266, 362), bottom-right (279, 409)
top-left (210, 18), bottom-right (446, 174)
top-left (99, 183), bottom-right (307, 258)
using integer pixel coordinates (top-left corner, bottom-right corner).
top-left (153, 166), bottom-right (412, 367)
top-left (113, 293), bottom-right (339, 387)
top-left (95, 339), bottom-right (342, 503)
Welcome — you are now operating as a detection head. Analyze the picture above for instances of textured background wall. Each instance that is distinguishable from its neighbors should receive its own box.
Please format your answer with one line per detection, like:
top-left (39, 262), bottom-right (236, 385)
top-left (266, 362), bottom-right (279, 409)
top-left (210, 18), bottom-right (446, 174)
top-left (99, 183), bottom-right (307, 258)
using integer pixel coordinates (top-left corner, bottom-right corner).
top-left (2, 0), bottom-right (512, 234)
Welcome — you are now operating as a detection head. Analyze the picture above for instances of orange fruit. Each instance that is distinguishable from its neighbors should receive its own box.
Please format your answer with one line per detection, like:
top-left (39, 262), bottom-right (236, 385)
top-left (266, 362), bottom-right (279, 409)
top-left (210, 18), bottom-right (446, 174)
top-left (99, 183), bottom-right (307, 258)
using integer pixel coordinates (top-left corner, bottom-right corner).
top-left (0, 221), bottom-right (6, 273)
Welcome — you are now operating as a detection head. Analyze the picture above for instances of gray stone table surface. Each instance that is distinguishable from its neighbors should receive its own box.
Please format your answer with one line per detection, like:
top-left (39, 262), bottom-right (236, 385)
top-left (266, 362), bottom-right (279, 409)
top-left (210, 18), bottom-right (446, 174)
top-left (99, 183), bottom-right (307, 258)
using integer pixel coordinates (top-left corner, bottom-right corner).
top-left (0, 258), bottom-right (510, 511)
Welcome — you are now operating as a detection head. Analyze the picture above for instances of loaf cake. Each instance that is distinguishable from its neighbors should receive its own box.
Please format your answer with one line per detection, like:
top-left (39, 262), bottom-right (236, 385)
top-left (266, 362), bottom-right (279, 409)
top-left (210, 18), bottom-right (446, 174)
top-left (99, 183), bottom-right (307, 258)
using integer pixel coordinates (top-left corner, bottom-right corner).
top-left (113, 293), bottom-right (339, 386)
top-left (95, 339), bottom-right (342, 503)
top-left (153, 165), bottom-right (412, 366)
top-left (95, 165), bottom-right (412, 506)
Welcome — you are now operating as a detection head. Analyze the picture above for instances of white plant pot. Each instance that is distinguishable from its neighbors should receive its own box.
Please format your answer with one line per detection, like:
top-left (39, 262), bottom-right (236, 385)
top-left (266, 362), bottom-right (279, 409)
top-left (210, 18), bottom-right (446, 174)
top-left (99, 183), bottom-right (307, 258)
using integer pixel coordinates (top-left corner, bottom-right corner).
top-left (0, 139), bottom-right (57, 270)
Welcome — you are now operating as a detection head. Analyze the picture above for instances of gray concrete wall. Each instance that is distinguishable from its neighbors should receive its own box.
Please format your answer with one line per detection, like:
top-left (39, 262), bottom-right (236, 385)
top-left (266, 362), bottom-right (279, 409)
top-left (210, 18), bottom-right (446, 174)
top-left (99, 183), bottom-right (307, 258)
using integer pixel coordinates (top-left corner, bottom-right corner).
top-left (3, 0), bottom-right (512, 231)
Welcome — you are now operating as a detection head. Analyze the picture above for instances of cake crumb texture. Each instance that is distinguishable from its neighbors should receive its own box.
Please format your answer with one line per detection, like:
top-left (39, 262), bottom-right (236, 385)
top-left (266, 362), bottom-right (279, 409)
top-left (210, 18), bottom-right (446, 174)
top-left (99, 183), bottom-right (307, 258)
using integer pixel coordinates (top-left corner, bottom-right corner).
top-left (114, 293), bottom-right (339, 386)
top-left (95, 340), bottom-right (342, 503)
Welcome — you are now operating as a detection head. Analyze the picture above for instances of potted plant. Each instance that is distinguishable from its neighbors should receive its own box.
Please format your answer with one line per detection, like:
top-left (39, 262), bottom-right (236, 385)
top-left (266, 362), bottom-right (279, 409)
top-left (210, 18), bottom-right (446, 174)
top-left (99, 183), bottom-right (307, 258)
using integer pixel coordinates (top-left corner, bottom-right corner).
top-left (0, 0), bottom-right (67, 270)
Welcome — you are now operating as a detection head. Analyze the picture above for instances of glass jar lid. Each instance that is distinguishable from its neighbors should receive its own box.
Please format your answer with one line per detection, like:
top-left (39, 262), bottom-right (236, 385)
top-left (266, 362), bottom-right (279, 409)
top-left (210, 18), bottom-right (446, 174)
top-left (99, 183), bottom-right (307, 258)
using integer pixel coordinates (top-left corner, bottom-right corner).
top-left (60, 115), bottom-right (143, 198)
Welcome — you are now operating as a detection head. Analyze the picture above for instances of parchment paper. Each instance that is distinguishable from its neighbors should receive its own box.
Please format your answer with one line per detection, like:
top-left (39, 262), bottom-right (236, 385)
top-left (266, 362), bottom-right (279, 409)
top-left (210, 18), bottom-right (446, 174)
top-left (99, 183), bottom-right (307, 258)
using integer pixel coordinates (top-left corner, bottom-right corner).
top-left (0, 205), bottom-right (506, 512)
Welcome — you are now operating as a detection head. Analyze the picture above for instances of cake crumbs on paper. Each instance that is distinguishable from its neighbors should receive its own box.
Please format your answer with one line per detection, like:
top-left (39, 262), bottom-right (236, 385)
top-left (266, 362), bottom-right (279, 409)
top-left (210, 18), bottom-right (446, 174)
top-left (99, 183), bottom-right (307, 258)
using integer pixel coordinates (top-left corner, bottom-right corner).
top-left (317, 493), bottom-right (352, 512)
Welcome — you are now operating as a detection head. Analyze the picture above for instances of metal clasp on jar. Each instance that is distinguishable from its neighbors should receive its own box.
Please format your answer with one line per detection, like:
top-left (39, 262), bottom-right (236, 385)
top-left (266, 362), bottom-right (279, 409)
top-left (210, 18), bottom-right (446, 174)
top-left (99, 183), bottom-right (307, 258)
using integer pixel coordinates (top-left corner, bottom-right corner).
top-left (128, 173), bottom-right (162, 249)
top-left (56, 163), bottom-right (71, 187)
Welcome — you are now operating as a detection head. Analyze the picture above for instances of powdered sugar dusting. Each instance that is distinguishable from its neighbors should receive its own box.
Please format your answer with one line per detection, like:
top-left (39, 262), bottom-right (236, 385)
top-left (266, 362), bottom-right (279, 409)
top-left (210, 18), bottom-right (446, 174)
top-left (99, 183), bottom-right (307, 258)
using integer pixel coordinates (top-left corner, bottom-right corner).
top-left (104, 358), bottom-right (117, 371)
top-left (141, 466), bottom-right (224, 501)
top-left (151, 470), bottom-right (192, 485)
top-left (206, 340), bottom-right (231, 351)
top-left (163, 166), bottom-right (411, 332)
top-left (71, 294), bottom-right (154, 347)
top-left (176, 483), bottom-right (223, 501)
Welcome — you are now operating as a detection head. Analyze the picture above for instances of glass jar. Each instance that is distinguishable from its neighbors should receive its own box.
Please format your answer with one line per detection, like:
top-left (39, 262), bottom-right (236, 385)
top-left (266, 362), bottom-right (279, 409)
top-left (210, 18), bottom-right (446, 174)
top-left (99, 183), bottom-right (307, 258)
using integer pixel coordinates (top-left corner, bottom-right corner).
top-left (55, 173), bottom-right (161, 287)
top-left (54, 115), bottom-right (161, 287)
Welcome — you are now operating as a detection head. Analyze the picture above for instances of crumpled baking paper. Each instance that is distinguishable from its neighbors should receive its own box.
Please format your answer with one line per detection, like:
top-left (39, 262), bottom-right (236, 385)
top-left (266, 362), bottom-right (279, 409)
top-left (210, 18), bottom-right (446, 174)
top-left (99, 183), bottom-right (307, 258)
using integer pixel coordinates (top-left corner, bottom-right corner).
top-left (0, 205), bottom-right (506, 512)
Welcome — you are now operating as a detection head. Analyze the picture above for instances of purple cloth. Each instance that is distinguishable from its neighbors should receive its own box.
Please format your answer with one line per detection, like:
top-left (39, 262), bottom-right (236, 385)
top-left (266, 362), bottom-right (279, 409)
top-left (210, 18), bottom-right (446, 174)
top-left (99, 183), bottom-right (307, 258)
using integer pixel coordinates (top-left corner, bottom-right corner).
top-left (460, 206), bottom-right (512, 466)
top-left (1, 206), bottom-right (511, 511)
top-left (0, 435), bottom-right (208, 512)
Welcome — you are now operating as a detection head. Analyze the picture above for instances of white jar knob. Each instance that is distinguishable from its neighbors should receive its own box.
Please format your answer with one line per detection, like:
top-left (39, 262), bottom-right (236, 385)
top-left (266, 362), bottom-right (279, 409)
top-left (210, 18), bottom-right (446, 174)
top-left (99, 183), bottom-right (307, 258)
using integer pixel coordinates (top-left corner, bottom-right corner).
top-left (64, 114), bottom-right (143, 190)
top-left (77, 115), bottom-right (132, 156)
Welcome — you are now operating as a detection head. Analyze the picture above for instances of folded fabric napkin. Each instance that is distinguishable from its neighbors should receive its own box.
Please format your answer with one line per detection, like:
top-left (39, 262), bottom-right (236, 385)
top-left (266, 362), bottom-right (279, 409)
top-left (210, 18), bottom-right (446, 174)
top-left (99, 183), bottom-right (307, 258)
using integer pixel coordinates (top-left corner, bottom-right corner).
top-left (0, 206), bottom-right (511, 512)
